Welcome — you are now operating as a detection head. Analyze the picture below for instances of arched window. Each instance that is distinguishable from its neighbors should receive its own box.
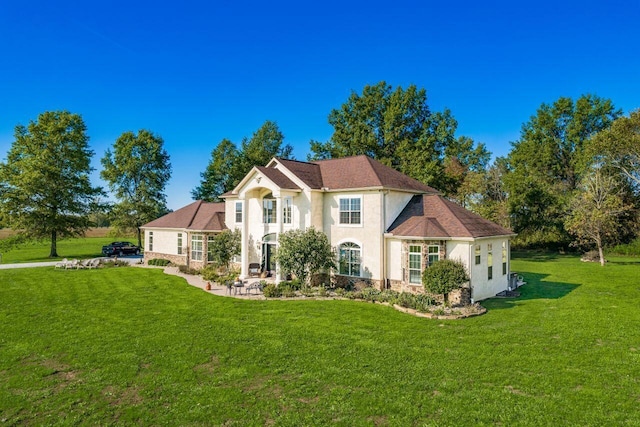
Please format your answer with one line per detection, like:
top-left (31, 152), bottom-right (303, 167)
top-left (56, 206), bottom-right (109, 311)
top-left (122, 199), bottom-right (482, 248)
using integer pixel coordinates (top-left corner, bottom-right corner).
top-left (339, 242), bottom-right (361, 276)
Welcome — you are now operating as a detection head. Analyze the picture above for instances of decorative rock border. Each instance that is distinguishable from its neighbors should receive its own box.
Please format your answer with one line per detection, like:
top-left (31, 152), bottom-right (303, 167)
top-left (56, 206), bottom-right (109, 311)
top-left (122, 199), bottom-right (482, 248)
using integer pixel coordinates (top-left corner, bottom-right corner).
top-left (392, 303), bottom-right (487, 319)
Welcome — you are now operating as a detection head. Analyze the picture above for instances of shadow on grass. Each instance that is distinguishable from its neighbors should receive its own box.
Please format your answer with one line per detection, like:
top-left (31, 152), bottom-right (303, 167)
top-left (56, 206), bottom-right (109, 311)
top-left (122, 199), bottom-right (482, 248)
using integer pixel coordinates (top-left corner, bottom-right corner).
top-left (483, 272), bottom-right (580, 310)
top-left (606, 260), bottom-right (640, 265)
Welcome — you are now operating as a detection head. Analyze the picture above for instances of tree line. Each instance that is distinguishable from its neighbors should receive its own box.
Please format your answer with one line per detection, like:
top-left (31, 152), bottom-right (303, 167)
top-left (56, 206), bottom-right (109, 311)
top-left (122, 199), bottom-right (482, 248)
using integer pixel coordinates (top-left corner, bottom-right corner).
top-left (1, 81), bottom-right (638, 259)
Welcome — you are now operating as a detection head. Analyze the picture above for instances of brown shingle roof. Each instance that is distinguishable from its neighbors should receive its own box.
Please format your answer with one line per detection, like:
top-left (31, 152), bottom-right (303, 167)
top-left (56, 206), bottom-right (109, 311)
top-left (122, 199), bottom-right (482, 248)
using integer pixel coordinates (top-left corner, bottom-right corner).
top-left (274, 155), bottom-right (438, 193)
top-left (255, 166), bottom-right (301, 190)
top-left (387, 195), bottom-right (513, 238)
top-left (275, 158), bottom-right (323, 188)
top-left (142, 200), bottom-right (227, 231)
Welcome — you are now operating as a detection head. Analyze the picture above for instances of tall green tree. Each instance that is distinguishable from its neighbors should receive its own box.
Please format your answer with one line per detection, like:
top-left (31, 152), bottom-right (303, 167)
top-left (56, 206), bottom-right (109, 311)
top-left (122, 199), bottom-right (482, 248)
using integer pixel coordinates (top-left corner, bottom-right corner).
top-left (588, 109), bottom-right (640, 191)
top-left (193, 121), bottom-right (293, 201)
top-left (309, 81), bottom-right (489, 195)
top-left (0, 111), bottom-right (102, 257)
top-left (191, 139), bottom-right (239, 202)
top-left (505, 95), bottom-right (621, 246)
top-left (565, 169), bottom-right (632, 265)
top-left (474, 157), bottom-right (511, 229)
top-left (236, 120), bottom-right (293, 175)
top-left (101, 129), bottom-right (172, 248)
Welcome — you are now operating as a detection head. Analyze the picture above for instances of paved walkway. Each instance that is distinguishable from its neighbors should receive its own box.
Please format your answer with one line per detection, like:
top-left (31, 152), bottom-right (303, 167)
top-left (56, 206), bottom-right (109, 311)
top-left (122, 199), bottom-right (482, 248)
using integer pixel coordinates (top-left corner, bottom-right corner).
top-left (0, 261), bottom-right (57, 269)
top-left (135, 265), bottom-right (268, 300)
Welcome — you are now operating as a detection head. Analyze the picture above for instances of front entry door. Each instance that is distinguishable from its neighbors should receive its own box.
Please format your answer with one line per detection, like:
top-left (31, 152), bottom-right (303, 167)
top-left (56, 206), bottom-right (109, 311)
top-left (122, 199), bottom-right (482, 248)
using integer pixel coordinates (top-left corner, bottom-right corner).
top-left (261, 243), bottom-right (276, 276)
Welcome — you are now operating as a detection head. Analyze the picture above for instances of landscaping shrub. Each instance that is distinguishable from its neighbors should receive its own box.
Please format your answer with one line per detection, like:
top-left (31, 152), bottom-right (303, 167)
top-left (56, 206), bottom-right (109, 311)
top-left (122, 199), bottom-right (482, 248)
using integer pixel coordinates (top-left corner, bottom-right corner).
top-left (262, 284), bottom-right (281, 298)
top-left (178, 265), bottom-right (200, 275)
top-left (608, 238), bottom-right (640, 256)
top-left (101, 260), bottom-right (130, 268)
top-left (581, 250), bottom-right (602, 262)
top-left (148, 258), bottom-right (171, 266)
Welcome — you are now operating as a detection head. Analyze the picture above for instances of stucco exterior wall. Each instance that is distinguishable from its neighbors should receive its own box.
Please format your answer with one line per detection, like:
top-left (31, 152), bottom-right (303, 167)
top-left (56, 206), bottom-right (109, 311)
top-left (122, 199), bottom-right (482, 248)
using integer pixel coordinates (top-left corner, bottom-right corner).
top-left (322, 190), bottom-right (383, 280)
top-left (145, 228), bottom-right (183, 255)
top-left (384, 191), bottom-right (414, 230)
top-left (467, 237), bottom-right (510, 301)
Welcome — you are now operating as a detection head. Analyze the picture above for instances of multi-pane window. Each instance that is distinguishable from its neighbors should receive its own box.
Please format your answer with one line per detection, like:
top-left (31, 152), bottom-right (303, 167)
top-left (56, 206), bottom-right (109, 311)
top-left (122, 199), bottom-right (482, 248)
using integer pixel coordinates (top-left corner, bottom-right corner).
top-left (148, 231), bottom-right (153, 251)
top-left (428, 245), bottom-right (440, 265)
top-left (475, 244), bottom-right (481, 265)
top-left (283, 197), bottom-right (292, 224)
top-left (339, 242), bottom-right (361, 276)
top-left (339, 197), bottom-right (361, 225)
top-left (409, 245), bottom-right (422, 284)
top-left (502, 241), bottom-right (507, 275)
top-left (177, 233), bottom-right (182, 254)
top-left (235, 202), bottom-right (242, 223)
top-left (191, 234), bottom-right (203, 261)
top-left (487, 243), bottom-right (493, 280)
top-left (263, 196), bottom-right (276, 224)
top-left (207, 235), bottom-right (215, 262)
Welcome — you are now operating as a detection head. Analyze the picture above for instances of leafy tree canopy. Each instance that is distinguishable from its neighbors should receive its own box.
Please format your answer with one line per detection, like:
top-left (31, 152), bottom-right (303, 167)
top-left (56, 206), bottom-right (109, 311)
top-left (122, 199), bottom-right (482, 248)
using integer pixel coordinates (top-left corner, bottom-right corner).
top-left (309, 81), bottom-right (489, 196)
top-left (0, 110), bottom-right (102, 257)
top-left (193, 120), bottom-right (293, 202)
top-left (565, 168), bottom-right (634, 265)
top-left (207, 229), bottom-right (241, 269)
top-left (587, 109), bottom-right (640, 192)
top-left (505, 94), bottom-right (621, 246)
top-left (275, 227), bottom-right (335, 287)
top-left (101, 129), bottom-right (172, 247)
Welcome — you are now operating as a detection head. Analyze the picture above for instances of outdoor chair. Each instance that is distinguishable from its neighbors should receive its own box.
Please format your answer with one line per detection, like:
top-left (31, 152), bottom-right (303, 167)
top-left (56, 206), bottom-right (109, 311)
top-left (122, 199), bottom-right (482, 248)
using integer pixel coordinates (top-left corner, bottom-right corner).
top-left (248, 263), bottom-right (261, 277)
top-left (246, 281), bottom-right (264, 295)
top-left (54, 258), bottom-right (69, 269)
top-left (65, 259), bottom-right (79, 269)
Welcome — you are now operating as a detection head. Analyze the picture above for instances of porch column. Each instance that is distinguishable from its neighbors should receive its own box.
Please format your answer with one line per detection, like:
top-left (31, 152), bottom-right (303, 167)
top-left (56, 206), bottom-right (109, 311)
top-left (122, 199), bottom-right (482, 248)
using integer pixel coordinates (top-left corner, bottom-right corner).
top-left (275, 195), bottom-right (283, 283)
top-left (240, 198), bottom-right (249, 279)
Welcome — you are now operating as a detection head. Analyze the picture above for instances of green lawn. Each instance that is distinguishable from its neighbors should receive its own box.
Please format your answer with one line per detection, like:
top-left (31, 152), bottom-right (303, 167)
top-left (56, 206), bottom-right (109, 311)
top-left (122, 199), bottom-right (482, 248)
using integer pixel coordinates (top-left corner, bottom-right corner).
top-left (0, 255), bottom-right (639, 425)
top-left (0, 237), bottom-right (133, 264)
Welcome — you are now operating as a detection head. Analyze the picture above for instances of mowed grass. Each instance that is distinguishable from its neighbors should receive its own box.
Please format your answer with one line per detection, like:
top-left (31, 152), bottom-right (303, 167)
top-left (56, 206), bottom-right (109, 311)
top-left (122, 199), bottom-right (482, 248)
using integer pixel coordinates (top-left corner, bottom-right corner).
top-left (0, 255), bottom-right (639, 425)
top-left (0, 234), bottom-right (131, 264)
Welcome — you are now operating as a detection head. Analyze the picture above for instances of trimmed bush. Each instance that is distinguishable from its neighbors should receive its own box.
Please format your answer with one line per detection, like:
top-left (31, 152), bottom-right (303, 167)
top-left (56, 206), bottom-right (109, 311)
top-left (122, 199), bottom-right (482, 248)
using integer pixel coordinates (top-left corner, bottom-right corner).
top-left (148, 258), bottom-right (171, 266)
top-left (178, 265), bottom-right (200, 275)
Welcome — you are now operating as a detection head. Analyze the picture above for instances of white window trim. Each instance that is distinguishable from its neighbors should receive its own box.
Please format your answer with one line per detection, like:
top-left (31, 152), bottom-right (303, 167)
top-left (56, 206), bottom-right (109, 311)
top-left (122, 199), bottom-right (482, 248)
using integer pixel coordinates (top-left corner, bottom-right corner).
top-left (283, 196), bottom-right (293, 225)
top-left (235, 202), bottom-right (243, 223)
top-left (408, 244), bottom-right (422, 285)
top-left (337, 195), bottom-right (363, 227)
top-left (427, 244), bottom-right (440, 265)
top-left (177, 232), bottom-right (183, 255)
top-left (191, 234), bottom-right (203, 261)
top-left (337, 239), bottom-right (363, 277)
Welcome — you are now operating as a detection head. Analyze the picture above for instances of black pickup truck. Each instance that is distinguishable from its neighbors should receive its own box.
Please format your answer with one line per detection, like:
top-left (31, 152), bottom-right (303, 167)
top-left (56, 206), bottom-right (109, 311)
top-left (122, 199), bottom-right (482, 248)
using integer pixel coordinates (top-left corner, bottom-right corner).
top-left (102, 241), bottom-right (140, 257)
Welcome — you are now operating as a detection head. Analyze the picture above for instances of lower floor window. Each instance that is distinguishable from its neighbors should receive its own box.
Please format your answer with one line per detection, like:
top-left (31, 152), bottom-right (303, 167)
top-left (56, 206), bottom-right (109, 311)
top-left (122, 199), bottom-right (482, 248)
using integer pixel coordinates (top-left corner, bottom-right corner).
top-left (409, 245), bottom-right (422, 284)
top-left (339, 242), bottom-right (361, 276)
top-left (191, 234), bottom-right (203, 261)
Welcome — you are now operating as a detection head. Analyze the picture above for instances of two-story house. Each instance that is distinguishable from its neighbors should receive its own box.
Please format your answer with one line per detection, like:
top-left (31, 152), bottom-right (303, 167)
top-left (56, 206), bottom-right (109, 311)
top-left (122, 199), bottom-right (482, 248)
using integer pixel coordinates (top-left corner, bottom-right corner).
top-left (142, 155), bottom-right (515, 301)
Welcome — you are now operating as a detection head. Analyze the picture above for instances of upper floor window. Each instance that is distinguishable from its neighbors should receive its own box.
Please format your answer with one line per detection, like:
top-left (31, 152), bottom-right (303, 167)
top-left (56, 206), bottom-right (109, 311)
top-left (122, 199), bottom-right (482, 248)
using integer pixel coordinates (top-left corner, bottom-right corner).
top-left (502, 241), bottom-right (508, 275)
top-left (191, 234), bottom-right (203, 261)
top-left (487, 243), bottom-right (493, 280)
top-left (263, 194), bottom-right (276, 224)
top-left (475, 244), bottom-right (481, 265)
top-left (339, 197), bottom-right (361, 225)
top-left (148, 231), bottom-right (153, 252)
top-left (428, 245), bottom-right (440, 265)
top-left (339, 242), bottom-right (361, 277)
top-left (235, 202), bottom-right (242, 223)
top-left (177, 232), bottom-right (182, 254)
top-left (283, 197), bottom-right (292, 224)
top-left (409, 245), bottom-right (422, 284)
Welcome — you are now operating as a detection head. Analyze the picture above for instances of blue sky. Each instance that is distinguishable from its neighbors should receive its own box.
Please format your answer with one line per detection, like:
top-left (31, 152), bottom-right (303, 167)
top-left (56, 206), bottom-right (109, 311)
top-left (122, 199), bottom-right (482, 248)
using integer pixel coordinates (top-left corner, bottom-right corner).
top-left (1, 0), bottom-right (639, 210)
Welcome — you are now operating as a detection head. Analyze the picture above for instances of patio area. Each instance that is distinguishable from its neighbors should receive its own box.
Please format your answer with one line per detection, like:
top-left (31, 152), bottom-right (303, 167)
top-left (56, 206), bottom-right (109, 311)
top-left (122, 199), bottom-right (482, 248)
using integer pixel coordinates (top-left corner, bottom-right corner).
top-left (136, 264), bottom-right (271, 300)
